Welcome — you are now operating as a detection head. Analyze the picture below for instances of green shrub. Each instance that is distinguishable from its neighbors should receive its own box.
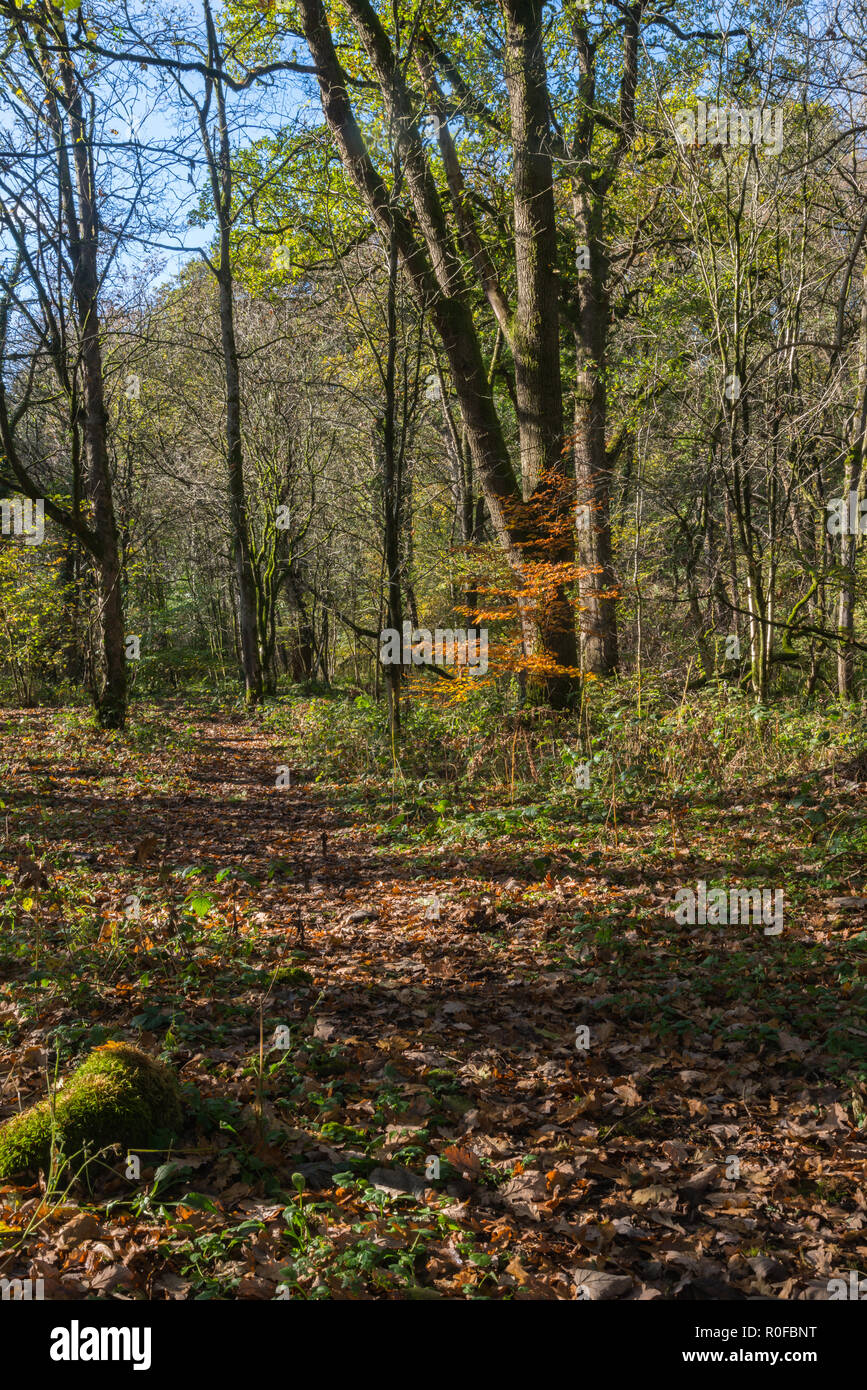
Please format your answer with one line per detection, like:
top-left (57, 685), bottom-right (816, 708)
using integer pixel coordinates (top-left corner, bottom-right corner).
top-left (0, 1042), bottom-right (183, 1178)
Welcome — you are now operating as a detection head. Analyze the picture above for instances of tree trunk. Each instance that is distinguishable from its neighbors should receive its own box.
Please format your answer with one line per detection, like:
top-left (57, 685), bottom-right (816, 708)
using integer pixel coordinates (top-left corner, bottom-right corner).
top-left (297, 0), bottom-right (579, 707)
top-left (203, 1), bottom-right (263, 705)
top-left (381, 216), bottom-right (403, 734)
top-left (55, 36), bottom-right (126, 727)
top-left (572, 197), bottom-right (619, 676)
top-left (837, 259), bottom-right (867, 698)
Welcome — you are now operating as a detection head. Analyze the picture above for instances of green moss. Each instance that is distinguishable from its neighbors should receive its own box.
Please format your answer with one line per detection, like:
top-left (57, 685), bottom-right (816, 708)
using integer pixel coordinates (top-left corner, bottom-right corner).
top-left (0, 1042), bottom-right (183, 1178)
top-left (272, 965), bottom-right (313, 988)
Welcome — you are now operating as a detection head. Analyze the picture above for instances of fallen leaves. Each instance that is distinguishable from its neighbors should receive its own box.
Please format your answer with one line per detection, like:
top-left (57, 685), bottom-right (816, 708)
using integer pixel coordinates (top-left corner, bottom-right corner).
top-left (0, 708), bottom-right (865, 1302)
top-left (56, 1213), bottom-right (100, 1249)
top-left (572, 1268), bottom-right (634, 1300)
top-left (133, 835), bottom-right (160, 865)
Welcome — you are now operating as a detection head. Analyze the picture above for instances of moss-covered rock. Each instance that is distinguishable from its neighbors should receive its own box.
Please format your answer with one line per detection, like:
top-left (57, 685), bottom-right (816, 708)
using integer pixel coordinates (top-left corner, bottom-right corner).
top-left (0, 1042), bottom-right (183, 1179)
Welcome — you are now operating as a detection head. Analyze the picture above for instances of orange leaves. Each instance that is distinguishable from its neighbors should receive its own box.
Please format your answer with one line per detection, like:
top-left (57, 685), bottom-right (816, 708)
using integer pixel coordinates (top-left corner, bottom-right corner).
top-left (133, 835), bottom-right (160, 865)
top-left (442, 1143), bottom-right (483, 1176)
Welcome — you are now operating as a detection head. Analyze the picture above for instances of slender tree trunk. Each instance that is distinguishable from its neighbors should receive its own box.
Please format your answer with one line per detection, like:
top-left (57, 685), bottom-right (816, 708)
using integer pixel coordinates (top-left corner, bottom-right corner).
top-left (563, 3), bottom-right (638, 678)
top-left (55, 40), bottom-right (126, 727)
top-left (381, 215), bottom-right (402, 734)
top-left (572, 196), bottom-right (619, 676)
top-left (201, 0), bottom-right (263, 705)
top-left (838, 259), bottom-right (867, 698)
top-left (216, 273), bottom-right (263, 704)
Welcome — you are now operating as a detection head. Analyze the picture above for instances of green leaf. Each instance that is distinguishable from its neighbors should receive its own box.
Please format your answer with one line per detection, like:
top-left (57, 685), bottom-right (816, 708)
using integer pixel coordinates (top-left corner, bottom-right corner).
top-left (185, 891), bottom-right (214, 919)
top-left (177, 1191), bottom-right (219, 1213)
top-left (152, 1161), bottom-right (192, 1194)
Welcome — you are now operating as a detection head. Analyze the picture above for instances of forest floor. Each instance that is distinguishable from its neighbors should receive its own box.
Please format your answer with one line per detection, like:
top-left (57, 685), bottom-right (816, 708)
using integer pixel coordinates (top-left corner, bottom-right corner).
top-left (0, 700), bottom-right (866, 1300)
